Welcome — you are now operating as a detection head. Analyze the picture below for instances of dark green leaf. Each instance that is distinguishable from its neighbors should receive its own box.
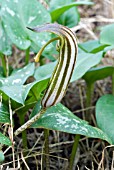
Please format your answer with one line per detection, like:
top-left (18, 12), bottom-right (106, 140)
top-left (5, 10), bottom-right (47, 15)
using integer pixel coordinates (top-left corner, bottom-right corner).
top-left (0, 132), bottom-right (11, 146)
top-left (79, 40), bottom-right (108, 53)
top-left (1, 0), bottom-right (51, 50)
top-left (15, 101), bottom-right (36, 115)
top-left (58, 7), bottom-right (79, 27)
top-left (96, 95), bottom-right (114, 144)
top-left (49, 0), bottom-right (80, 27)
top-left (30, 101), bottom-right (111, 143)
top-left (0, 102), bottom-right (10, 124)
top-left (83, 66), bottom-right (114, 84)
top-left (104, 45), bottom-right (114, 52)
top-left (50, 1), bottom-right (93, 22)
top-left (100, 24), bottom-right (114, 46)
top-left (31, 79), bottom-right (49, 100)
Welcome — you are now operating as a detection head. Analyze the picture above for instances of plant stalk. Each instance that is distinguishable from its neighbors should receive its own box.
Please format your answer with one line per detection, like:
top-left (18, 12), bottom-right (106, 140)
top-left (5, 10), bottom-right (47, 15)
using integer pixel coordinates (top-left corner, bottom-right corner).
top-left (42, 129), bottom-right (50, 170)
top-left (18, 113), bottom-right (28, 150)
top-left (1, 54), bottom-right (8, 77)
top-left (112, 70), bottom-right (114, 95)
top-left (25, 47), bottom-right (30, 65)
top-left (68, 134), bottom-right (80, 170)
top-left (85, 82), bottom-right (94, 121)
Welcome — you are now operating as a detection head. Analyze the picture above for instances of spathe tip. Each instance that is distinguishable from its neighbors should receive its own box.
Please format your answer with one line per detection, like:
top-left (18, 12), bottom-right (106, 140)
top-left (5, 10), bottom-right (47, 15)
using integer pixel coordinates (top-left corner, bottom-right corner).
top-left (26, 27), bottom-right (36, 32)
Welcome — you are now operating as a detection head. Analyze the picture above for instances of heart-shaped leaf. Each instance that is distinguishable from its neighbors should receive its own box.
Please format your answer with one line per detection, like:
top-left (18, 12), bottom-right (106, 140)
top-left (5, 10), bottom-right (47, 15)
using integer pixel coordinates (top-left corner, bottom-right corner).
top-left (30, 101), bottom-right (111, 143)
top-left (96, 94), bottom-right (114, 144)
top-left (1, 0), bottom-right (51, 50)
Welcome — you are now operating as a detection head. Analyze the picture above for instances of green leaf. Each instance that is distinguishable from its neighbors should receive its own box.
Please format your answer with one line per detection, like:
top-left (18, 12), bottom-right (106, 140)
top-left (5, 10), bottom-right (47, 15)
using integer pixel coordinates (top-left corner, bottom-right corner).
top-left (34, 62), bottom-right (56, 81)
top-left (30, 101), bottom-right (111, 143)
top-left (0, 63), bottom-right (35, 104)
top-left (100, 24), bottom-right (114, 46)
top-left (0, 151), bottom-right (5, 163)
top-left (0, 20), bottom-right (12, 55)
top-left (50, 1), bottom-right (93, 22)
top-left (58, 7), bottom-right (79, 27)
top-left (31, 79), bottom-right (49, 100)
top-left (0, 78), bottom-right (49, 105)
top-left (83, 66), bottom-right (114, 84)
top-left (1, 0), bottom-right (51, 50)
top-left (0, 63), bottom-right (35, 85)
top-left (104, 45), bottom-right (114, 52)
top-left (0, 132), bottom-right (11, 146)
top-left (71, 52), bottom-right (104, 82)
top-left (96, 94), bottom-right (114, 144)
top-left (34, 52), bottom-right (103, 83)
top-left (49, 0), bottom-right (80, 27)
top-left (79, 40), bottom-right (107, 53)
top-left (0, 84), bottom-right (30, 104)
top-left (0, 102), bottom-right (10, 124)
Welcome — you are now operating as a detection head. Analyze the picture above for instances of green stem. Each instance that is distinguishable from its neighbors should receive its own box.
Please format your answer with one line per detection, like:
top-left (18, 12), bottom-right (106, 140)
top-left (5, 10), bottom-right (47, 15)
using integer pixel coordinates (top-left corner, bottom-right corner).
top-left (0, 54), bottom-right (8, 77)
top-left (85, 82), bottom-right (94, 121)
top-left (112, 70), bottom-right (114, 95)
top-left (25, 47), bottom-right (30, 65)
top-left (69, 134), bottom-right (80, 170)
top-left (18, 113), bottom-right (28, 150)
top-left (34, 37), bottom-right (60, 62)
top-left (39, 57), bottom-right (45, 66)
top-left (42, 129), bottom-right (50, 170)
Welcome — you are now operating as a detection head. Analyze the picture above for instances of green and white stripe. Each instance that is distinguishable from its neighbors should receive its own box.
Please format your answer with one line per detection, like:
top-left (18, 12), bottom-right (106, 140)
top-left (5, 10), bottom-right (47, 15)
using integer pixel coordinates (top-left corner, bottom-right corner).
top-left (28, 23), bottom-right (78, 108)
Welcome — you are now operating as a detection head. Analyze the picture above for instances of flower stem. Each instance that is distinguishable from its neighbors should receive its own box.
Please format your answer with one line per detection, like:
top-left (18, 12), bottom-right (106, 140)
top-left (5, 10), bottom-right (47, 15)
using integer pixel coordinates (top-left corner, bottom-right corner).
top-left (18, 113), bottom-right (28, 150)
top-left (69, 134), bottom-right (80, 170)
top-left (42, 129), bottom-right (50, 170)
top-left (25, 47), bottom-right (30, 65)
top-left (85, 82), bottom-right (94, 121)
top-left (112, 70), bottom-right (114, 95)
top-left (0, 54), bottom-right (9, 77)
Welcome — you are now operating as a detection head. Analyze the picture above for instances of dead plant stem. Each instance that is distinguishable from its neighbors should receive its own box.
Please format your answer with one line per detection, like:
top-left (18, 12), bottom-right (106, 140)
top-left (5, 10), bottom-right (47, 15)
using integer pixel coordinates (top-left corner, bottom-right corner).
top-left (9, 99), bottom-right (15, 169)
